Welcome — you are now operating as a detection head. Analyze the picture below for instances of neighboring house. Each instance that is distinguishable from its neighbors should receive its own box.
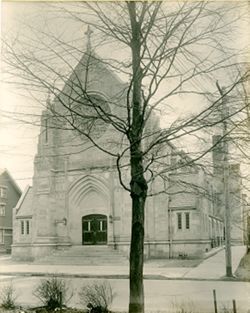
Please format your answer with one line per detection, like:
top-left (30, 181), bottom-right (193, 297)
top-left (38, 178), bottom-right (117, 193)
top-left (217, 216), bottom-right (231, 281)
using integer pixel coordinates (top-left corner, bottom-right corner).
top-left (11, 41), bottom-right (244, 261)
top-left (0, 169), bottom-right (22, 253)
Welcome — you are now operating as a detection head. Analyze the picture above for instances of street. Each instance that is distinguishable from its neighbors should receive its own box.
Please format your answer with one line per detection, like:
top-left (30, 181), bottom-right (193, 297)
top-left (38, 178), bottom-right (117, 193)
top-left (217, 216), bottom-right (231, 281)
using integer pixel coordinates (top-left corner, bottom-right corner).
top-left (1, 276), bottom-right (250, 313)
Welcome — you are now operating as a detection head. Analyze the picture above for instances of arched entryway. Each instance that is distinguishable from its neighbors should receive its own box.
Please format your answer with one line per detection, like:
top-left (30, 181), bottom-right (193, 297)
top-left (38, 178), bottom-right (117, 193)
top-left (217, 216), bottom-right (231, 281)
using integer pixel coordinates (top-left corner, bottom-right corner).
top-left (82, 214), bottom-right (107, 245)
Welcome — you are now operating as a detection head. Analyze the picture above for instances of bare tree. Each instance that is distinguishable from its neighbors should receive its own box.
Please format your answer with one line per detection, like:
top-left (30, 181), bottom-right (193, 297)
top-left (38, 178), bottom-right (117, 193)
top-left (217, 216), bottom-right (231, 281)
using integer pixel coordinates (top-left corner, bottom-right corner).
top-left (2, 2), bottom-right (249, 313)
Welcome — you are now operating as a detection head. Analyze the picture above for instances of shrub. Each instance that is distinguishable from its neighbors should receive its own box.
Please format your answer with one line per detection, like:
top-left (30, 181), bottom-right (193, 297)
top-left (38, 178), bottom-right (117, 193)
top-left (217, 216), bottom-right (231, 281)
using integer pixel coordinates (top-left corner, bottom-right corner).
top-left (0, 283), bottom-right (18, 309)
top-left (78, 280), bottom-right (115, 313)
top-left (33, 276), bottom-right (73, 310)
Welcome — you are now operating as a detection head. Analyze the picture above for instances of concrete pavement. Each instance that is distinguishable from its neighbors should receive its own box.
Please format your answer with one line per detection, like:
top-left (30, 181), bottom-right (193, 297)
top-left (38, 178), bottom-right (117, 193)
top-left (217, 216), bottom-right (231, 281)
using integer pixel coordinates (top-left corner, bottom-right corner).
top-left (183, 245), bottom-right (247, 279)
top-left (0, 246), bottom-right (247, 281)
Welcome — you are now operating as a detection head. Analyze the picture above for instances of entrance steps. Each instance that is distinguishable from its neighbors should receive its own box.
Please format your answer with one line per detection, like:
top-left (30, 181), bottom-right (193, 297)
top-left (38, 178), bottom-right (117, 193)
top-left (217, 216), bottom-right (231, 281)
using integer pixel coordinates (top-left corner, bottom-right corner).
top-left (35, 245), bottom-right (128, 265)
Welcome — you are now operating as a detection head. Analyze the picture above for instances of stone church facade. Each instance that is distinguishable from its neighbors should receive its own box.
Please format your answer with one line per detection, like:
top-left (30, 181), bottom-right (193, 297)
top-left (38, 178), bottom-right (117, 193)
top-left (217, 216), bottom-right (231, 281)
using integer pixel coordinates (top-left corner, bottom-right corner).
top-left (12, 47), bottom-right (243, 261)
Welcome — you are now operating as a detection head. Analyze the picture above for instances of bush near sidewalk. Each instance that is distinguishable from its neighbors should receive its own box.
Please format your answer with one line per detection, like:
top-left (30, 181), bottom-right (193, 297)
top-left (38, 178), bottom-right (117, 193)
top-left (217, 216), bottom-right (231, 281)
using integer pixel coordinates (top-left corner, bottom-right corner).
top-left (79, 280), bottom-right (115, 313)
top-left (33, 276), bottom-right (73, 311)
top-left (0, 283), bottom-right (18, 310)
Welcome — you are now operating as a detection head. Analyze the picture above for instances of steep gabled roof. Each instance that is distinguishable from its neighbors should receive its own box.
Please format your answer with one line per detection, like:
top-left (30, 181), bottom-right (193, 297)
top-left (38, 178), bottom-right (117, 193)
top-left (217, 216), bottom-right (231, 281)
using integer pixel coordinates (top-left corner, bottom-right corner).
top-left (54, 50), bottom-right (127, 106)
top-left (0, 168), bottom-right (22, 195)
top-left (15, 185), bottom-right (33, 217)
top-left (72, 50), bottom-right (126, 87)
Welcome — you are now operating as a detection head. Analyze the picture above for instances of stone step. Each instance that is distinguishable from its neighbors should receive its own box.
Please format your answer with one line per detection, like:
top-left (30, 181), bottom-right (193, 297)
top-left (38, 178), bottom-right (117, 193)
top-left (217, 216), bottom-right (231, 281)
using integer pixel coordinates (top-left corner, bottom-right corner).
top-left (58, 246), bottom-right (118, 254)
top-left (54, 245), bottom-right (124, 255)
top-left (37, 258), bottom-right (128, 264)
top-left (35, 245), bottom-right (128, 265)
top-left (37, 256), bottom-right (128, 264)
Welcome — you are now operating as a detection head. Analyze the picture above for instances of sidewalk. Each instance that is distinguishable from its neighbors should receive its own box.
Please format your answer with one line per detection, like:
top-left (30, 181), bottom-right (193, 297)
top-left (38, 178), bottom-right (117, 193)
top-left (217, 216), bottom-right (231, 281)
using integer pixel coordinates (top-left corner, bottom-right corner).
top-left (0, 246), bottom-right (247, 281)
top-left (183, 245), bottom-right (246, 279)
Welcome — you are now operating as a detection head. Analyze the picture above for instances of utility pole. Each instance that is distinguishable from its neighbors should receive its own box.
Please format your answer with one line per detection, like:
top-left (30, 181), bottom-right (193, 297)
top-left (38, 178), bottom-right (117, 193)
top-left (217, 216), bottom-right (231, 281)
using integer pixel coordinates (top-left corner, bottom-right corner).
top-left (216, 81), bottom-right (233, 277)
top-left (168, 194), bottom-right (173, 259)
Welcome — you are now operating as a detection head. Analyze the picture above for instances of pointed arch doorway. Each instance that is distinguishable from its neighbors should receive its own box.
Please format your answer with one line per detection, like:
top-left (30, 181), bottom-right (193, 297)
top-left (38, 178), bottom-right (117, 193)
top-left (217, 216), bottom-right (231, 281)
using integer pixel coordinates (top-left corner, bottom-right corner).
top-left (82, 214), bottom-right (108, 245)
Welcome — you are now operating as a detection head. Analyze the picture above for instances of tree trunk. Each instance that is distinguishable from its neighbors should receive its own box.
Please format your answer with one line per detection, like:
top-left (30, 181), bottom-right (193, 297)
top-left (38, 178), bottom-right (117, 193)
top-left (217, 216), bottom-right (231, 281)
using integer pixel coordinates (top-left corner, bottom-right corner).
top-left (127, 3), bottom-right (147, 313)
top-left (129, 147), bottom-right (147, 313)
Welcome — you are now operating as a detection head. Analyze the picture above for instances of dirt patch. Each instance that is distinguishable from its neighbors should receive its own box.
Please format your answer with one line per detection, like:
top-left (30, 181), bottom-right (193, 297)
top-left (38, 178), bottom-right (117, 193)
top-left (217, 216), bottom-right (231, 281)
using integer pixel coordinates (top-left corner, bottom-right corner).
top-left (235, 252), bottom-right (250, 281)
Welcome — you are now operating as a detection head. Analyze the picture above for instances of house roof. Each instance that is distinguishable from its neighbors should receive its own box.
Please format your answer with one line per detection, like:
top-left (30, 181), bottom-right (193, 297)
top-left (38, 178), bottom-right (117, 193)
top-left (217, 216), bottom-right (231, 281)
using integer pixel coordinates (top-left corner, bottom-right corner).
top-left (15, 185), bottom-right (33, 217)
top-left (0, 168), bottom-right (22, 195)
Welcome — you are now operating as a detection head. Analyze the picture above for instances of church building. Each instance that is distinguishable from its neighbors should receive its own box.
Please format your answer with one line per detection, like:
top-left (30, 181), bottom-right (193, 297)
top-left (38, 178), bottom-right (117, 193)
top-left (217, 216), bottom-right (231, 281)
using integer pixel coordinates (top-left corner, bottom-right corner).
top-left (11, 34), bottom-right (243, 261)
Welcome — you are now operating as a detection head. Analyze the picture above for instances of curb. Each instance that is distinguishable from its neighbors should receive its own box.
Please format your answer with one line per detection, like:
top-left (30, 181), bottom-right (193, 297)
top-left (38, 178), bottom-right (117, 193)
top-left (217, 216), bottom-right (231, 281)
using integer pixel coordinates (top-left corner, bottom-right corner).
top-left (0, 271), bottom-right (249, 282)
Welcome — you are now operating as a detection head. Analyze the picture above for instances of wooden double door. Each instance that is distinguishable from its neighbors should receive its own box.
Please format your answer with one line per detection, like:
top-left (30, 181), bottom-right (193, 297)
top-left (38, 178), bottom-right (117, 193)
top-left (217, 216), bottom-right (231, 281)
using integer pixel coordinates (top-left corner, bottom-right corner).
top-left (82, 214), bottom-right (107, 245)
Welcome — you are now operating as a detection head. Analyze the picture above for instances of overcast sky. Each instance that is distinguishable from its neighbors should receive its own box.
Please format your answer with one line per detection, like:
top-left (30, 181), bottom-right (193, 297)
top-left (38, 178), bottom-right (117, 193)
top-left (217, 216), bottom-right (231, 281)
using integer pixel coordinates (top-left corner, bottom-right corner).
top-left (1, 2), bottom-right (81, 189)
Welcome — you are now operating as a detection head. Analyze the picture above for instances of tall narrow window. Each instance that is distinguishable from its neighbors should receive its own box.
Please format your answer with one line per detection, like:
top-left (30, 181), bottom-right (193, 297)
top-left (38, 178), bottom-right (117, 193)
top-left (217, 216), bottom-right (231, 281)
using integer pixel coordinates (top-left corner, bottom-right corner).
top-left (0, 204), bottom-right (5, 216)
top-left (26, 221), bottom-right (30, 235)
top-left (21, 221), bottom-right (24, 235)
top-left (0, 187), bottom-right (7, 198)
top-left (185, 212), bottom-right (190, 229)
top-left (177, 213), bottom-right (182, 230)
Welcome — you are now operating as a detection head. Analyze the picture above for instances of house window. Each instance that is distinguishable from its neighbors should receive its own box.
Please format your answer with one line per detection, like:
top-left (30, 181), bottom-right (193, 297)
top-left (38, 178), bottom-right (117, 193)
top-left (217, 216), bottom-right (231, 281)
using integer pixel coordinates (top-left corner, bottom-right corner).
top-left (21, 221), bottom-right (24, 235)
top-left (0, 229), bottom-right (3, 243)
top-left (0, 204), bottom-right (5, 216)
top-left (185, 212), bottom-right (190, 229)
top-left (0, 187), bottom-right (7, 199)
top-left (177, 213), bottom-right (182, 230)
